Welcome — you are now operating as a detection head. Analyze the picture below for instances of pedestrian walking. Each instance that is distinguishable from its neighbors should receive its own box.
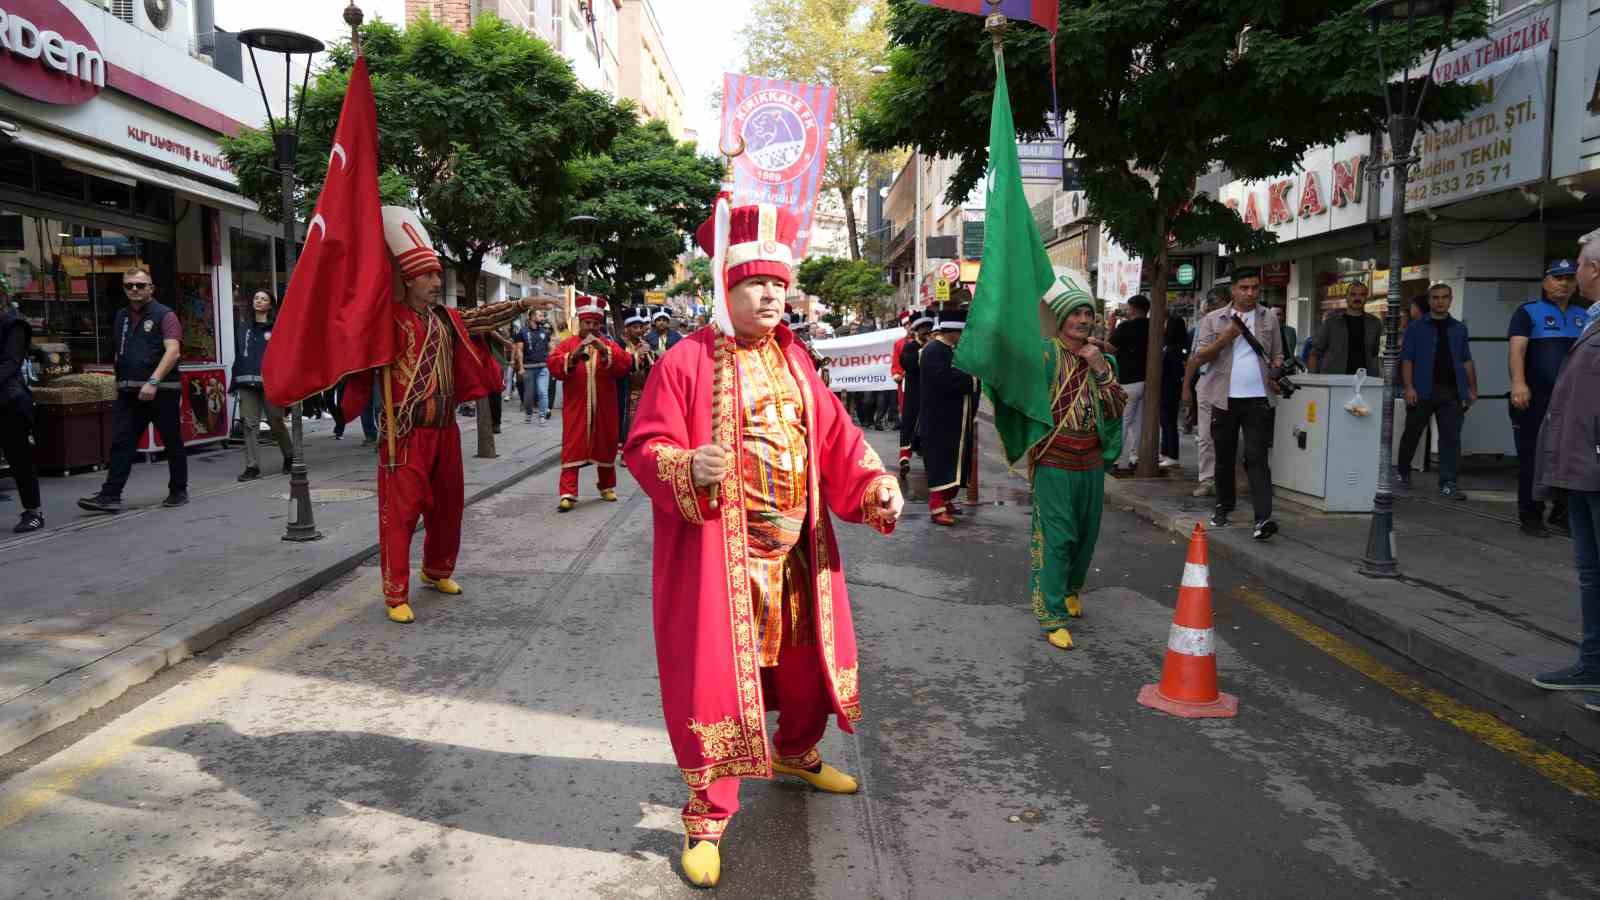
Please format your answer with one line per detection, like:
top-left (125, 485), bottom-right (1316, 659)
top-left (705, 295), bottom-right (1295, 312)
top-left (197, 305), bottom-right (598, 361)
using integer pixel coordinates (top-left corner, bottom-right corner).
top-left (548, 295), bottom-right (630, 511)
top-left (515, 313), bottom-right (553, 423)
top-left (1530, 231), bottom-right (1600, 698)
top-left (1184, 286), bottom-right (1230, 497)
top-left (1030, 270), bottom-right (1128, 650)
top-left (1158, 311), bottom-right (1187, 469)
top-left (1398, 283), bottom-right (1477, 499)
top-left (890, 310), bottom-right (912, 421)
top-left (0, 284), bottom-right (43, 532)
top-left (896, 310), bottom-right (934, 476)
top-left (1308, 281), bottom-right (1382, 375)
top-left (1192, 267), bottom-right (1283, 539)
top-left (1107, 294), bottom-right (1150, 472)
top-left (622, 198), bottom-right (902, 888)
top-left (484, 327), bottom-right (514, 434)
top-left (230, 289), bottom-right (293, 481)
top-left (1510, 259), bottom-right (1588, 538)
top-left (918, 307), bottom-right (979, 526)
top-left (78, 265), bottom-right (188, 514)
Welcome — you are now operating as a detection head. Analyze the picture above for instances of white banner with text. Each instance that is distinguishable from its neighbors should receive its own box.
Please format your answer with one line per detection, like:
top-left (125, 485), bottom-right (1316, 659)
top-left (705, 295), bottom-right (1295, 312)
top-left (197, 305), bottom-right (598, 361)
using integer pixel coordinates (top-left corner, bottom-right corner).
top-left (813, 328), bottom-right (901, 393)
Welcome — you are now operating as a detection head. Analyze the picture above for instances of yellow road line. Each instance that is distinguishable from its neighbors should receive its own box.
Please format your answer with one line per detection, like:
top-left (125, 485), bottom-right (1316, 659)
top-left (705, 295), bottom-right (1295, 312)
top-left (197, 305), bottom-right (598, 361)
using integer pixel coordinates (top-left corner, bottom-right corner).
top-left (0, 576), bottom-right (372, 832)
top-left (1235, 586), bottom-right (1600, 801)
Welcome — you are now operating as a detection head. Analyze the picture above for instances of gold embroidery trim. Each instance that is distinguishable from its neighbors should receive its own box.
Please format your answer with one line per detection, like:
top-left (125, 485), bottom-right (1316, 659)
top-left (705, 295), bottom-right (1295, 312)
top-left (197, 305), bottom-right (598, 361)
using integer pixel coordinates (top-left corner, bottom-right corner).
top-left (683, 815), bottom-right (728, 840)
top-left (775, 746), bottom-right (822, 770)
top-left (687, 716), bottom-right (745, 761)
top-left (861, 475), bottom-right (900, 531)
top-left (858, 441), bottom-right (885, 472)
top-left (649, 442), bottom-right (703, 525)
top-left (834, 663), bottom-right (859, 703)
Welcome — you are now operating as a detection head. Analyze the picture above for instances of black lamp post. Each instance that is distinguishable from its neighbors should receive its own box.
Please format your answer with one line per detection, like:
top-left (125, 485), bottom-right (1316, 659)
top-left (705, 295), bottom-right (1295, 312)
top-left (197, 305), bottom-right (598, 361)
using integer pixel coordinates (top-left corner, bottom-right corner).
top-left (238, 26), bottom-right (326, 543)
top-left (568, 214), bottom-right (600, 296)
top-left (1360, 0), bottom-right (1458, 578)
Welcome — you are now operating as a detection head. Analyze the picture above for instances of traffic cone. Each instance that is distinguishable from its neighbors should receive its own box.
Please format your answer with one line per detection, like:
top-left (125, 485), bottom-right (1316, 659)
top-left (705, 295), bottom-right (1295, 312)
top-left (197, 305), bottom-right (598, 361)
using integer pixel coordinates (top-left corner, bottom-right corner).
top-left (1137, 523), bottom-right (1239, 718)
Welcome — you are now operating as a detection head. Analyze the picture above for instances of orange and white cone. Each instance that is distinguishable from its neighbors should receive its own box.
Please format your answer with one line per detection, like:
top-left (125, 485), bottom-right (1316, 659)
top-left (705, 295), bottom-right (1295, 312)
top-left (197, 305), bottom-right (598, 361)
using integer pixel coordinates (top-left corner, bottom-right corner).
top-left (1137, 523), bottom-right (1239, 718)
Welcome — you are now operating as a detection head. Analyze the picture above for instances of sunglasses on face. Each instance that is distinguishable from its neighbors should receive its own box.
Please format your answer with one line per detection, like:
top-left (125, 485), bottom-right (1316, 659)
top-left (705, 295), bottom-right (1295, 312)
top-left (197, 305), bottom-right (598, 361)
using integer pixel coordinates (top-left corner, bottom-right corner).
top-left (124, 282), bottom-right (152, 290)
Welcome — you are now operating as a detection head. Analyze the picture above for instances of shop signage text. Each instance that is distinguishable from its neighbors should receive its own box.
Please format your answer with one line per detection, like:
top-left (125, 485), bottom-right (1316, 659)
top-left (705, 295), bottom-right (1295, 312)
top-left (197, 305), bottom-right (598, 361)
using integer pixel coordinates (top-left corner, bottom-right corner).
top-left (126, 125), bottom-right (233, 174)
top-left (1218, 136), bottom-right (1372, 245)
top-left (0, 0), bottom-right (105, 106)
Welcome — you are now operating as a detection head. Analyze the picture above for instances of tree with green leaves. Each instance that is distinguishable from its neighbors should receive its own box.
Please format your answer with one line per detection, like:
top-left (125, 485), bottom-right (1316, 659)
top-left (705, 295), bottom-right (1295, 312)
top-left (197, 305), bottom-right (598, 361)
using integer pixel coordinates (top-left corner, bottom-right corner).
top-left (797, 255), bottom-right (847, 299)
top-left (668, 256), bottom-right (714, 301)
top-left (820, 258), bottom-right (895, 324)
top-left (741, 0), bottom-right (891, 260)
top-left (860, 0), bottom-right (1488, 477)
top-left (506, 119), bottom-right (722, 332)
top-left (222, 15), bottom-right (629, 307)
top-left (223, 14), bottom-right (631, 458)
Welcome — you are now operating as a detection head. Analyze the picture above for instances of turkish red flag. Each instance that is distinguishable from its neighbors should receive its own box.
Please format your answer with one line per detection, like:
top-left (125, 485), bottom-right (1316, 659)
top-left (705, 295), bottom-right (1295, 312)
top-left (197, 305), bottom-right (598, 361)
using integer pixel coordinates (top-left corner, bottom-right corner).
top-left (263, 56), bottom-right (397, 407)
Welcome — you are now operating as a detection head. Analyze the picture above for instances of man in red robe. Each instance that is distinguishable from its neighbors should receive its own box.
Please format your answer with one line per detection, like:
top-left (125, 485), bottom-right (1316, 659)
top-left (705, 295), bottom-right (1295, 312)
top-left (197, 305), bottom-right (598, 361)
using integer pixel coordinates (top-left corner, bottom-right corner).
top-left (339, 207), bottom-right (525, 624)
top-left (549, 295), bottom-right (631, 512)
top-left (623, 197), bottom-right (904, 888)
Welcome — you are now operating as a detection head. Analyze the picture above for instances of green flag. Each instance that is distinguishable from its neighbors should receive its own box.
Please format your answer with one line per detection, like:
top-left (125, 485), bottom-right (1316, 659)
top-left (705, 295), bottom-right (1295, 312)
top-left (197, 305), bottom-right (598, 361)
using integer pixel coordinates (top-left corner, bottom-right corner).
top-left (953, 54), bottom-right (1058, 466)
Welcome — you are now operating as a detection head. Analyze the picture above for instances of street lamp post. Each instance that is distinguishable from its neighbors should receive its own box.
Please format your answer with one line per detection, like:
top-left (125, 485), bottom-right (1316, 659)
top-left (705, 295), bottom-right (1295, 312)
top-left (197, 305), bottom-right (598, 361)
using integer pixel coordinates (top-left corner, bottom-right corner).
top-left (568, 214), bottom-right (600, 296)
top-left (1360, 0), bottom-right (1458, 578)
top-left (238, 26), bottom-right (327, 543)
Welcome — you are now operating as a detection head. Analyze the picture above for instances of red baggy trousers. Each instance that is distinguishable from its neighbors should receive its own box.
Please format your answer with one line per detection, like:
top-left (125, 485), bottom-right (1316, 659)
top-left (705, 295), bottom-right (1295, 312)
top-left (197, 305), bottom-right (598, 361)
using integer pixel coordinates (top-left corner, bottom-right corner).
top-left (378, 423), bottom-right (464, 606)
top-left (559, 462), bottom-right (617, 499)
top-left (681, 631), bottom-right (833, 842)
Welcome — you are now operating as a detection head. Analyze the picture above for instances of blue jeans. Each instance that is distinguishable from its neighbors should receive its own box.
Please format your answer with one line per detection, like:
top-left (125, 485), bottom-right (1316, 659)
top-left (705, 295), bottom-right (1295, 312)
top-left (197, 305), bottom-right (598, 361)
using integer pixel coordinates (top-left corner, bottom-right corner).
top-left (522, 366), bottom-right (550, 418)
top-left (359, 373), bottom-right (379, 441)
top-left (1567, 491), bottom-right (1600, 670)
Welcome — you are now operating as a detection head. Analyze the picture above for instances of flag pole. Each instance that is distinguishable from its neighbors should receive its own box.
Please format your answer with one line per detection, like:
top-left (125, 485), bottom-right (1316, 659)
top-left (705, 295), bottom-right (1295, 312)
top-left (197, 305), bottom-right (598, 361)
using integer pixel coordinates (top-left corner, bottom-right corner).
top-left (969, 8), bottom-right (1008, 508)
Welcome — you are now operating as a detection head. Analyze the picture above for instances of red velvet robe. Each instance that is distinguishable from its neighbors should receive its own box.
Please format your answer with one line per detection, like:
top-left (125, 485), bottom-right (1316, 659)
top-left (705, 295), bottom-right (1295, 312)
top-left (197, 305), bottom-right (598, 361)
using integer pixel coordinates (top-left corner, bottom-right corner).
top-left (622, 325), bottom-right (899, 791)
top-left (890, 335), bottom-right (909, 411)
top-left (340, 302), bottom-right (502, 426)
top-left (549, 333), bottom-right (632, 467)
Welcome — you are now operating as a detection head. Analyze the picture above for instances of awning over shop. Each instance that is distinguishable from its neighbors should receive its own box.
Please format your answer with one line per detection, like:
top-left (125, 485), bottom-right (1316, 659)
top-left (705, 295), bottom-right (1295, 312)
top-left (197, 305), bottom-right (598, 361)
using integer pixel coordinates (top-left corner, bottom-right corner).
top-left (9, 126), bottom-right (257, 213)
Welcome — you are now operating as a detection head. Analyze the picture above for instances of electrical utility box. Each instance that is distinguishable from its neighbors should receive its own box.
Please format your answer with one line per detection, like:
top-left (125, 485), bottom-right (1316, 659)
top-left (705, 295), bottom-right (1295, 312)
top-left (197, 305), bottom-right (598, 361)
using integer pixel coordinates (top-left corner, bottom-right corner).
top-left (1270, 373), bottom-right (1387, 513)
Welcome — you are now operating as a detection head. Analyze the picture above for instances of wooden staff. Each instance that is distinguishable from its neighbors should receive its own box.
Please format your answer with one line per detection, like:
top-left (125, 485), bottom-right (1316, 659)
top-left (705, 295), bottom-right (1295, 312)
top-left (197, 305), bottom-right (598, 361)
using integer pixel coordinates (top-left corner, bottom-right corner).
top-left (381, 365), bottom-right (397, 470)
top-left (709, 335), bottom-right (728, 510)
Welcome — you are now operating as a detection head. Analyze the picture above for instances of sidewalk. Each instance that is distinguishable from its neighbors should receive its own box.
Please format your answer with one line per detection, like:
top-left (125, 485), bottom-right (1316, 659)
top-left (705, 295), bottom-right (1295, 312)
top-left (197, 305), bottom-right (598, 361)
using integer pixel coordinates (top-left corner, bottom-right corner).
top-left (0, 407), bottom-right (565, 757)
top-left (1102, 430), bottom-right (1600, 756)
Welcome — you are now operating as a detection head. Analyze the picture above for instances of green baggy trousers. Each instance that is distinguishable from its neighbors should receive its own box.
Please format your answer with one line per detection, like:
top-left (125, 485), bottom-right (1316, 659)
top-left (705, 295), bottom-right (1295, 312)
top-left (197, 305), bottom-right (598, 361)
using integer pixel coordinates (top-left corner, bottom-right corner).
top-left (1029, 465), bottom-right (1104, 631)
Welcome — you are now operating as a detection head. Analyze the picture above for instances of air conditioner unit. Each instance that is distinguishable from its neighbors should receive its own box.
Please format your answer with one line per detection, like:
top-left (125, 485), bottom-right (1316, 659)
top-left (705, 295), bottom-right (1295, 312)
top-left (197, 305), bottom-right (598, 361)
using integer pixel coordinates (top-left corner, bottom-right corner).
top-left (111, 0), bottom-right (135, 24)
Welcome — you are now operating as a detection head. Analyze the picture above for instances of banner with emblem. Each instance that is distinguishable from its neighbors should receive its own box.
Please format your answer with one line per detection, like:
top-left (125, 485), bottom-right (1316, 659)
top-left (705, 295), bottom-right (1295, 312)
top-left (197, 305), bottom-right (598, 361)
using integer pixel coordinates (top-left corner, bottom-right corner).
top-left (720, 73), bottom-right (837, 257)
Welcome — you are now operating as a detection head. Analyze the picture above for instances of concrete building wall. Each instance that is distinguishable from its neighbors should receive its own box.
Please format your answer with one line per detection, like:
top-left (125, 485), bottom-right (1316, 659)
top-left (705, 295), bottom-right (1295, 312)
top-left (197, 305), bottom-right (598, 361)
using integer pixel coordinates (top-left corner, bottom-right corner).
top-left (617, 0), bottom-right (687, 139)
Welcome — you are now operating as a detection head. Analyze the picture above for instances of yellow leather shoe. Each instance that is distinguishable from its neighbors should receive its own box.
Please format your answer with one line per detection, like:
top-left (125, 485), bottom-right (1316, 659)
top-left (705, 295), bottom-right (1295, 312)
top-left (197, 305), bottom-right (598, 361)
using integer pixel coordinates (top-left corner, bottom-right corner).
top-left (1066, 594), bottom-right (1083, 618)
top-left (600, 488), bottom-right (619, 502)
top-left (681, 837), bottom-right (721, 888)
top-left (1047, 627), bottom-right (1073, 649)
top-left (419, 571), bottom-right (462, 595)
top-left (387, 603), bottom-right (415, 624)
top-left (557, 497), bottom-right (576, 512)
top-left (772, 760), bottom-right (859, 794)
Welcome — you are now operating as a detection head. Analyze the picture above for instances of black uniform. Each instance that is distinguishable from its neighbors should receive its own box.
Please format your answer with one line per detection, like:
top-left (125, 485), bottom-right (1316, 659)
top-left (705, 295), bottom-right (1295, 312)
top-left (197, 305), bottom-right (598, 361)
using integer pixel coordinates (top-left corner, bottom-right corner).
top-left (918, 338), bottom-right (979, 493)
top-left (102, 300), bottom-right (186, 499)
top-left (898, 338), bottom-right (924, 459)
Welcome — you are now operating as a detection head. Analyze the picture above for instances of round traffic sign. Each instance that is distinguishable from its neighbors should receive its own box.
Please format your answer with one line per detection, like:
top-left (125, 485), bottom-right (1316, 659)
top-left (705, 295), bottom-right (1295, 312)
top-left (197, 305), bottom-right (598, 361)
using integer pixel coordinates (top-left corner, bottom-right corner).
top-left (938, 261), bottom-right (961, 282)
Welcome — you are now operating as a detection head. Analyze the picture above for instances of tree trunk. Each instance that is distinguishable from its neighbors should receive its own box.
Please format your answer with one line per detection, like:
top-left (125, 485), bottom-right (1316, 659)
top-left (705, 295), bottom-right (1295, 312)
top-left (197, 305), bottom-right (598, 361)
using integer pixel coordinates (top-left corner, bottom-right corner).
top-left (841, 185), bottom-right (862, 261)
top-left (1135, 208), bottom-right (1169, 480)
top-left (462, 259), bottom-right (498, 460)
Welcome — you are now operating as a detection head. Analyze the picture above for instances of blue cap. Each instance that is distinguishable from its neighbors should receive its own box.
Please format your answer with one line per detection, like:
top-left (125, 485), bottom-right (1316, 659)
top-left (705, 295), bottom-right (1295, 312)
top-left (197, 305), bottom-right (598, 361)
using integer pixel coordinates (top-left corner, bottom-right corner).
top-left (1547, 259), bottom-right (1578, 277)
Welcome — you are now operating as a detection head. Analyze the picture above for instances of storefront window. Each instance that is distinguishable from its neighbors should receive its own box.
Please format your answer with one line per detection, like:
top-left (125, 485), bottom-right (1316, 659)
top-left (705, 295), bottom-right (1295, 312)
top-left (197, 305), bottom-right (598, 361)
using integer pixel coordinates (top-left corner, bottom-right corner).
top-left (1, 209), bottom-right (174, 370)
top-left (34, 155), bottom-right (85, 201)
top-left (0, 145), bottom-right (31, 189)
top-left (134, 182), bottom-right (174, 221)
top-left (88, 175), bottom-right (133, 214)
top-left (230, 227), bottom-right (273, 323)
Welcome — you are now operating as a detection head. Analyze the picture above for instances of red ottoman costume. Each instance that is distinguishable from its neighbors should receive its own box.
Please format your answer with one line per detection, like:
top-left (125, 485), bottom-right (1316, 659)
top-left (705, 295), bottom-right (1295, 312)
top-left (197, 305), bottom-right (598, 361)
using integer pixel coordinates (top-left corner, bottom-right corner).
top-left (623, 198), bottom-right (901, 887)
top-left (339, 207), bottom-right (516, 619)
top-left (549, 295), bottom-right (631, 507)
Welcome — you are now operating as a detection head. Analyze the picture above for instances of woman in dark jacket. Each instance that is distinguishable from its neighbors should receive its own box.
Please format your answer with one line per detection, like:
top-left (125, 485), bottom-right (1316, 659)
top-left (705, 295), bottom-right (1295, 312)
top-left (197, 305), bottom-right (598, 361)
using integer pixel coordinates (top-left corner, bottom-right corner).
top-left (231, 290), bottom-right (293, 480)
top-left (1158, 311), bottom-right (1188, 467)
top-left (0, 287), bottom-right (43, 532)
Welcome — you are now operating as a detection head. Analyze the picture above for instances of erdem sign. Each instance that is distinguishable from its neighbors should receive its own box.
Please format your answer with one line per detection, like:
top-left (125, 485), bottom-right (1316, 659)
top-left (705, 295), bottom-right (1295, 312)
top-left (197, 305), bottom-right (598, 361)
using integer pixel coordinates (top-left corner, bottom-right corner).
top-left (0, 0), bottom-right (106, 106)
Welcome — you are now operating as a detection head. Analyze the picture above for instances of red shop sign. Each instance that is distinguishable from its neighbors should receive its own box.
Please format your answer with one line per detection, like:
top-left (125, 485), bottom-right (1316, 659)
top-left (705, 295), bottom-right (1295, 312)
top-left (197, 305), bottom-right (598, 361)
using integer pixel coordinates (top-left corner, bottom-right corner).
top-left (0, 0), bottom-right (106, 106)
top-left (1262, 261), bottom-right (1291, 287)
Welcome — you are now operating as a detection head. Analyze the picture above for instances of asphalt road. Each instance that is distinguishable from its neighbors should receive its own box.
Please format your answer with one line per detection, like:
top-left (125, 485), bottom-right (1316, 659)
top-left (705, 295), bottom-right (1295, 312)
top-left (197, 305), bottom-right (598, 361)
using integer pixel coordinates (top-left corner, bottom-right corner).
top-left (1, 422), bottom-right (1597, 899)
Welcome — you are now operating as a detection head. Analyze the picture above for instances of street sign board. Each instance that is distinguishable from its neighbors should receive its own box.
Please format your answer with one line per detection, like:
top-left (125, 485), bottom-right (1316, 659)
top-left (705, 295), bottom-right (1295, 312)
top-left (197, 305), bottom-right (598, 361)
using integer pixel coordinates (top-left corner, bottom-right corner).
top-left (935, 278), bottom-right (951, 302)
top-left (937, 261), bottom-right (960, 282)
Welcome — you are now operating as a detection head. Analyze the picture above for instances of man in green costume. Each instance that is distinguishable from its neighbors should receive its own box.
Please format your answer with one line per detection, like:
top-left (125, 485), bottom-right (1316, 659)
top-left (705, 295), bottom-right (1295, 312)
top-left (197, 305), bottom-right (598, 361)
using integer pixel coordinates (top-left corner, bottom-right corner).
top-left (1029, 268), bottom-right (1128, 650)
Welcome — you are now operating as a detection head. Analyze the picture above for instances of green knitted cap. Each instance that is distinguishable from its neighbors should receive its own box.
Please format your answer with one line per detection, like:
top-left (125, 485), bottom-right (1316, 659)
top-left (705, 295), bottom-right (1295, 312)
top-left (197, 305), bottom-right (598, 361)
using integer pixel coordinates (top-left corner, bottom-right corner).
top-left (1042, 266), bottom-right (1095, 324)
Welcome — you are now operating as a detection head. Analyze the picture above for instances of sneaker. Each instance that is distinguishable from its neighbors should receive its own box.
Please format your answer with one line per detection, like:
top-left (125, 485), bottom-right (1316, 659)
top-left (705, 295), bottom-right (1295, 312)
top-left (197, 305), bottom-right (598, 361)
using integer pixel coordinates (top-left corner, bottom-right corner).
top-left (1439, 483), bottom-right (1467, 501)
top-left (1158, 456), bottom-right (1180, 469)
top-left (162, 491), bottom-right (189, 508)
top-left (1521, 519), bottom-right (1551, 538)
top-left (77, 494), bottom-right (121, 514)
top-left (1208, 509), bottom-right (1230, 528)
top-left (1253, 518), bottom-right (1278, 540)
top-left (1396, 469), bottom-right (1412, 489)
top-left (525, 415), bottom-right (533, 424)
top-left (282, 458), bottom-right (294, 475)
top-left (14, 510), bottom-right (43, 533)
top-left (1192, 480), bottom-right (1215, 498)
top-left (237, 467), bottom-right (261, 482)
top-left (1531, 664), bottom-right (1600, 691)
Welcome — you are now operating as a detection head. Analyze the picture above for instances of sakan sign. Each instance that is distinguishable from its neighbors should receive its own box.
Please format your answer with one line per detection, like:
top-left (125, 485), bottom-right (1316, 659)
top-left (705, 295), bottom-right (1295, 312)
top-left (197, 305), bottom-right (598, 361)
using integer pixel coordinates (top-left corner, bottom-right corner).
top-left (1217, 136), bottom-right (1372, 244)
top-left (0, 0), bottom-right (105, 105)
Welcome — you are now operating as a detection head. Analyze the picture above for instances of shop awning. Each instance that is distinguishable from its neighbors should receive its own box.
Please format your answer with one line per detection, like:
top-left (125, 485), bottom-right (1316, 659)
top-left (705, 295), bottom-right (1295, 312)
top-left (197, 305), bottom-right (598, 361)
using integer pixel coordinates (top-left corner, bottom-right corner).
top-left (10, 126), bottom-right (258, 213)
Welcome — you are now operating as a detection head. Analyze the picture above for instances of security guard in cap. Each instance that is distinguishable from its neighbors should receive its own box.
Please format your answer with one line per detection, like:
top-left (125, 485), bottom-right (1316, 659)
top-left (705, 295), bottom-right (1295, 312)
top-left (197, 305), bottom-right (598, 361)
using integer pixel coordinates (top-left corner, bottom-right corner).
top-left (1509, 259), bottom-right (1590, 537)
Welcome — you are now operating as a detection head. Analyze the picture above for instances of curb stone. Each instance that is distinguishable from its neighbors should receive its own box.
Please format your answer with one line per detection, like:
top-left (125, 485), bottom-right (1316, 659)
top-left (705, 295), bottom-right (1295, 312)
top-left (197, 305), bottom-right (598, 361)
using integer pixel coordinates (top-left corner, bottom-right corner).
top-left (0, 446), bottom-right (565, 759)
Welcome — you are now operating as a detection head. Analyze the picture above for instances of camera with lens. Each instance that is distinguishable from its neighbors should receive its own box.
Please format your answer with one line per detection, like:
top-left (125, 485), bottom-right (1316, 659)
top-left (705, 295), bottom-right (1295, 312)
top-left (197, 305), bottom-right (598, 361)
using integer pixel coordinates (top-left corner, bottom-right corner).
top-left (1268, 359), bottom-right (1303, 399)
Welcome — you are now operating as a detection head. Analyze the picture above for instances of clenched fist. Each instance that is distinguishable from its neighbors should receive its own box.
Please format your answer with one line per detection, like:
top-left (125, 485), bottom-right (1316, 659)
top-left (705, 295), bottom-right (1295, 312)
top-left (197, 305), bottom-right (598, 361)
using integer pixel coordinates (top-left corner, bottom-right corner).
top-left (875, 481), bottom-right (904, 525)
top-left (692, 444), bottom-right (729, 488)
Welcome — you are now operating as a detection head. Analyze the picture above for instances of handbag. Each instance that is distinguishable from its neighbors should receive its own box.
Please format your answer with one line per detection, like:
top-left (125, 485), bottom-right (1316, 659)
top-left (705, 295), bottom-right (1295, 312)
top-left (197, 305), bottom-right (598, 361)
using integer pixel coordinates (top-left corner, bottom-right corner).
top-left (1090, 355), bottom-right (1122, 470)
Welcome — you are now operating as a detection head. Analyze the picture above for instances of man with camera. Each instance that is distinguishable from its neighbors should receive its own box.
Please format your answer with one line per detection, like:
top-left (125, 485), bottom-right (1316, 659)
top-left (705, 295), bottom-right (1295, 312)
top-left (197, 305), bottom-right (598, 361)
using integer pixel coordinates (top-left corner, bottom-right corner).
top-left (1191, 267), bottom-right (1284, 540)
top-left (549, 295), bottom-right (631, 512)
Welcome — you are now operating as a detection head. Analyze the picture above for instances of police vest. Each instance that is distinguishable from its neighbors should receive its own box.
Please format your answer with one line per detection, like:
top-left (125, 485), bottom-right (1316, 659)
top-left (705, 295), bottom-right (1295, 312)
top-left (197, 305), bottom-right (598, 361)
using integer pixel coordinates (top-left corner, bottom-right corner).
top-left (1521, 298), bottom-right (1589, 340)
top-left (231, 320), bottom-right (271, 389)
top-left (114, 301), bottom-right (180, 390)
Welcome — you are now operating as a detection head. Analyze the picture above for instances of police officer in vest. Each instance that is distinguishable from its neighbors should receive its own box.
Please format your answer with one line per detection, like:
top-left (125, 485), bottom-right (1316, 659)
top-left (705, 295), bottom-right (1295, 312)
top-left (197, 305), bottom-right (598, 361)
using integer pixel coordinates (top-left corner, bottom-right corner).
top-left (1508, 259), bottom-right (1589, 537)
top-left (78, 266), bottom-right (188, 514)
